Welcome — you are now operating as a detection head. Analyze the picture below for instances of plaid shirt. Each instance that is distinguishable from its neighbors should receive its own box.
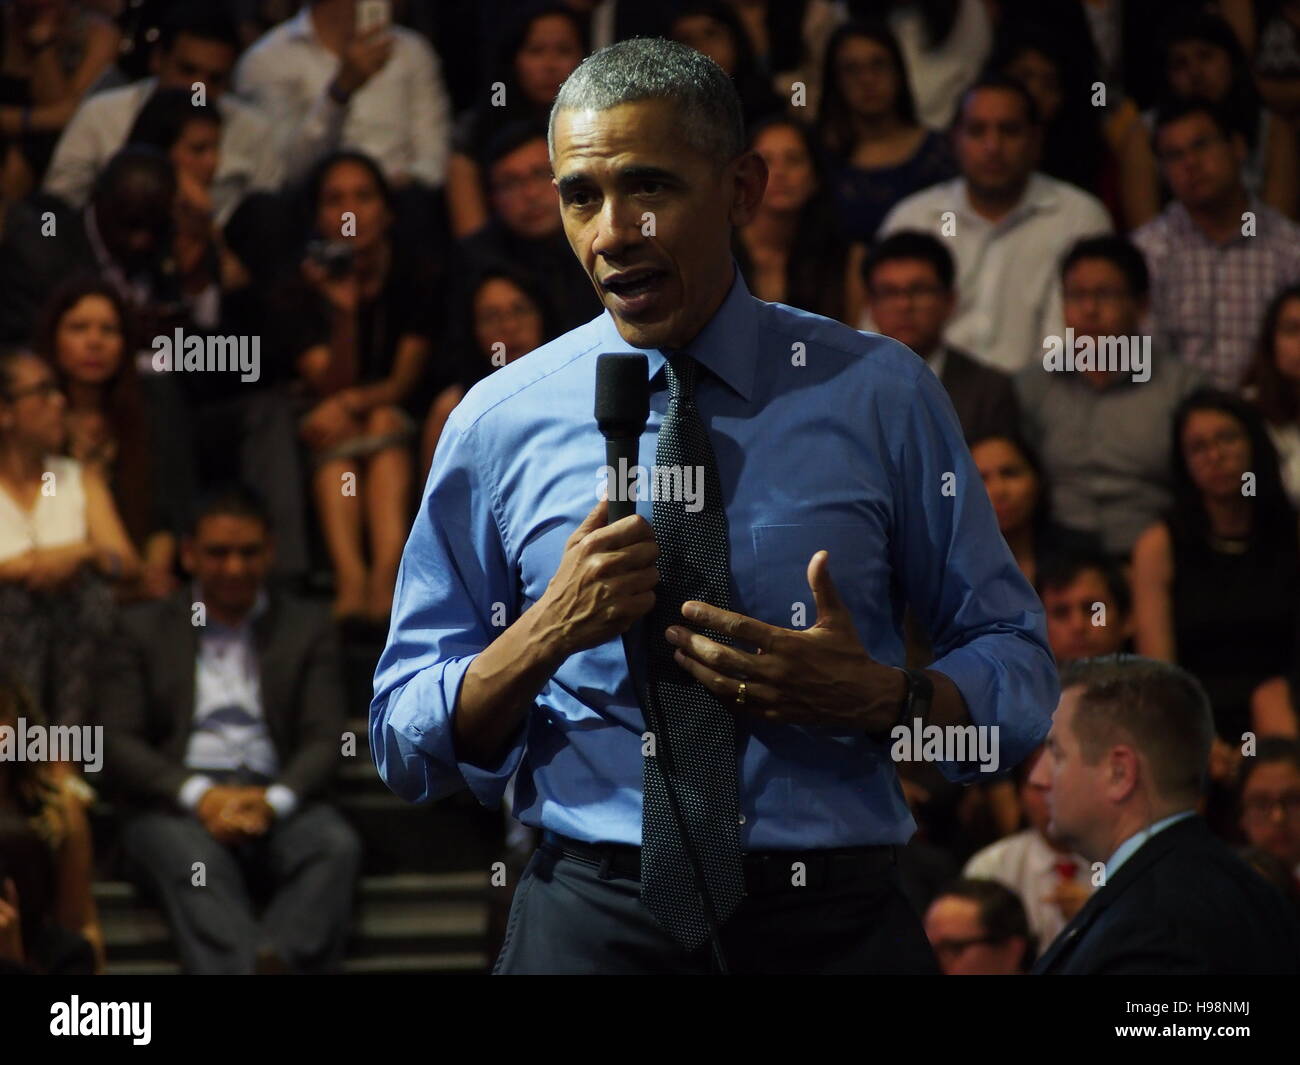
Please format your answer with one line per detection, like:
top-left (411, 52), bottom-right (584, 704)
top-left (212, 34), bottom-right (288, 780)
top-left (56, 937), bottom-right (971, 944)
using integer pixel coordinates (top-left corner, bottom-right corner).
top-left (1132, 200), bottom-right (1300, 390)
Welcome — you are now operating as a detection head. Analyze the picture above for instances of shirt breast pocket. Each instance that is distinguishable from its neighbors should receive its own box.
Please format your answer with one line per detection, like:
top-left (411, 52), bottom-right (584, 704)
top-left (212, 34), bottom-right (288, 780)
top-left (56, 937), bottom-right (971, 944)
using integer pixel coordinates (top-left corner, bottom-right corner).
top-left (750, 523), bottom-right (885, 644)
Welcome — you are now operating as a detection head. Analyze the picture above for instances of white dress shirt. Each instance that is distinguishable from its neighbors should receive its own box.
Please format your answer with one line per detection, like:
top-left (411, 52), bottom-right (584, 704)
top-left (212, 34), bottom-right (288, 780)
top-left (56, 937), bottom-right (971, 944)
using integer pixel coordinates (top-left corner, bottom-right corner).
top-left (233, 7), bottom-right (451, 189)
top-left (964, 828), bottom-right (1093, 957)
top-left (178, 590), bottom-right (297, 819)
top-left (879, 173), bottom-right (1113, 373)
top-left (43, 78), bottom-right (283, 225)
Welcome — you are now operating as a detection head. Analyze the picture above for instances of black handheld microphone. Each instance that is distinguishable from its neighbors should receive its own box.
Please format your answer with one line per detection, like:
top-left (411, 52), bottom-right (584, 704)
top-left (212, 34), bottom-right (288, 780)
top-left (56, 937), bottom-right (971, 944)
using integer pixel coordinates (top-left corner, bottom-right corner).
top-left (595, 352), bottom-right (649, 523)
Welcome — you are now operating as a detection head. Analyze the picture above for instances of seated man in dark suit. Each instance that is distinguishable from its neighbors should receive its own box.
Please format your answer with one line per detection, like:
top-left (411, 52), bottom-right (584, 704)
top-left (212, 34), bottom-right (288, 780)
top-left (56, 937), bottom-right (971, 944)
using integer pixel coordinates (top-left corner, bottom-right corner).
top-left (863, 230), bottom-right (1019, 444)
top-left (1031, 655), bottom-right (1300, 974)
top-left (99, 485), bottom-right (361, 974)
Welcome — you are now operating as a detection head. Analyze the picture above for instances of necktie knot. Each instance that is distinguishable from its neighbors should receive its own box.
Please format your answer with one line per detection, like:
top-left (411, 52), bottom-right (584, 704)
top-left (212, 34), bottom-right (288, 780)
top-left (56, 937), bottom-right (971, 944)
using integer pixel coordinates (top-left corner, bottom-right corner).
top-left (662, 350), bottom-right (698, 404)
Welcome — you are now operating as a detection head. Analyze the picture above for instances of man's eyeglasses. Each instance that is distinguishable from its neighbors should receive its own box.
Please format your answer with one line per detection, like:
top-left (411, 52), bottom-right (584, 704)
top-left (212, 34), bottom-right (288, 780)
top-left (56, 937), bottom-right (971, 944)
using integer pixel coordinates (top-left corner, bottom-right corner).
top-left (1157, 132), bottom-right (1227, 167)
top-left (493, 166), bottom-right (554, 197)
top-left (3, 379), bottom-right (63, 402)
top-left (1242, 794), bottom-right (1300, 822)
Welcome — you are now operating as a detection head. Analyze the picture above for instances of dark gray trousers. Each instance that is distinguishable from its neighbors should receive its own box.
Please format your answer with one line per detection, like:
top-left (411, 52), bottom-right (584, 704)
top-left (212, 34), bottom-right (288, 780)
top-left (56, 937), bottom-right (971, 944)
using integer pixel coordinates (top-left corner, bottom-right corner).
top-left (119, 802), bottom-right (361, 974)
top-left (492, 838), bottom-right (941, 974)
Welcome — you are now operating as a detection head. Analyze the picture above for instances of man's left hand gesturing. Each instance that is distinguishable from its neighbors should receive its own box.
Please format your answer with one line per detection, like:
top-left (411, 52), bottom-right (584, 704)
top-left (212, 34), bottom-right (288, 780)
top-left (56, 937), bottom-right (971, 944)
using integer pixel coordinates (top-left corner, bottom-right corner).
top-left (664, 550), bottom-right (906, 734)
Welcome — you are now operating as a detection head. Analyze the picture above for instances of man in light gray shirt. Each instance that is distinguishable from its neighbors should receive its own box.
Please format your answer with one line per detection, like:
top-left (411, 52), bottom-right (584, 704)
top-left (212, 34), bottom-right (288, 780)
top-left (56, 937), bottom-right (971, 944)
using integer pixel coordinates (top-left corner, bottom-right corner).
top-left (43, 4), bottom-right (281, 225)
top-left (234, 0), bottom-right (451, 190)
top-left (1016, 236), bottom-right (1204, 559)
top-left (879, 75), bottom-right (1111, 375)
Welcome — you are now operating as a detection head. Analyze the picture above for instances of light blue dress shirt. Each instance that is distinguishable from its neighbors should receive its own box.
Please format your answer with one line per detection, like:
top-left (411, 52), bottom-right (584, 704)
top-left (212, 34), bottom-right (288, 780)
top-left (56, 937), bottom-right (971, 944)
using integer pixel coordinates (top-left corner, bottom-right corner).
top-left (1104, 809), bottom-right (1198, 880)
top-left (371, 267), bottom-right (1058, 849)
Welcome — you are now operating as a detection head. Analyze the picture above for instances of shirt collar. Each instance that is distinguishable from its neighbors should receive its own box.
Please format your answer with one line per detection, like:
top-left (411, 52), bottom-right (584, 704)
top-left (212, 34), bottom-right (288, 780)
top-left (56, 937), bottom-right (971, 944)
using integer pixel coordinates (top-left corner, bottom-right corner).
top-left (593, 261), bottom-right (758, 402)
top-left (958, 171), bottom-right (1057, 224)
top-left (193, 585), bottom-right (270, 635)
top-left (1104, 809), bottom-right (1196, 880)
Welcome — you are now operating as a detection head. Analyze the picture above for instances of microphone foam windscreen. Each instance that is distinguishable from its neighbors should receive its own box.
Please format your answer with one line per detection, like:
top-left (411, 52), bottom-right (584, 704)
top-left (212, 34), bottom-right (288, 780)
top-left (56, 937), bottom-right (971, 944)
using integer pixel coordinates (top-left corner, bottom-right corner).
top-left (595, 352), bottom-right (649, 438)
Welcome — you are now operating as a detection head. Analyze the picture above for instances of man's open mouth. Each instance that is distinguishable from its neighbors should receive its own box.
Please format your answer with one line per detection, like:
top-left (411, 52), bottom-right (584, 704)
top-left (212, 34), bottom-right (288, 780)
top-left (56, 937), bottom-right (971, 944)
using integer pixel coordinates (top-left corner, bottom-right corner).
top-left (601, 268), bottom-right (668, 299)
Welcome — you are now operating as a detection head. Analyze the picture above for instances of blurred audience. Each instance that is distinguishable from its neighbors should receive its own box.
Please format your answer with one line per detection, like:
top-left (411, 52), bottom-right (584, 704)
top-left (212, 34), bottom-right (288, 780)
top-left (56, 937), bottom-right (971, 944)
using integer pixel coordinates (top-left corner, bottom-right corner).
top-left (1037, 552), bottom-right (1132, 666)
top-left (1132, 390), bottom-right (1299, 764)
top-left (1150, 11), bottom-right (1296, 219)
top-left (459, 120), bottom-right (598, 335)
top-left (1134, 97), bottom-right (1300, 391)
top-left (1017, 235), bottom-right (1204, 558)
top-left (0, 668), bottom-right (103, 974)
top-left (1244, 281), bottom-right (1300, 509)
top-left (43, 2), bottom-right (279, 224)
top-left (446, 3), bottom-right (583, 239)
top-left (670, 2), bottom-right (782, 131)
top-left (0, 0), bottom-right (121, 201)
top-left (870, 0), bottom-right (992, 130)
top-left (34, 276), bottom-right (177, 597)
top-left (420, 267), bottom-right (552, 474)
top-left (863, 230), bottom-right (1018, 442)
top-left (737, 116), bottom-right (854, 323)
top-left (968, 431), bottom-right (1098, 587)
top-left (923, 877), bottom-right (1034, 975)
top-left (275, 150), bottom-right (438, 624)
top-left (0, 349), bottom-right (137, 736)
top-left (234, 0), bottom-right (451, 192)
top-left (1238, 739), bottom-right (1300, 886)
top-left (964, 747), bottom-right (1092, 957)
top-left (817, 20), bottom-right (956, 249)
top-left (879, 75), bottom-right (1111, 373)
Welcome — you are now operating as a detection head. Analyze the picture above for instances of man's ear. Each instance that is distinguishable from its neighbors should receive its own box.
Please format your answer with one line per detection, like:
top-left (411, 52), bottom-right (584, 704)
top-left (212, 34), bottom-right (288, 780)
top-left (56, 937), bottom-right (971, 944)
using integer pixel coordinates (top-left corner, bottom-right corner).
top-left (728, 150), bottom-right (768, 228)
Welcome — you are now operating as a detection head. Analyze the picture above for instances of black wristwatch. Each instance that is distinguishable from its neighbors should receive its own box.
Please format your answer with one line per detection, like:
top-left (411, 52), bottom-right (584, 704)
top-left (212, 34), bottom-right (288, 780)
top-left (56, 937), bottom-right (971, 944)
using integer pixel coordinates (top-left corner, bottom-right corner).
top-left (888, 666), bottom-right (934, 732)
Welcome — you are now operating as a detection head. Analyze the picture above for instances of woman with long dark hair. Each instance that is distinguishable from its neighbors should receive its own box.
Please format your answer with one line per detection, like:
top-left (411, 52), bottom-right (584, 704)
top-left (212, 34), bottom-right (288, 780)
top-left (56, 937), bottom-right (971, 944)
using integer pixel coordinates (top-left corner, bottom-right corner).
top-left (816, 20), bottom-right (956, 248)
top-left (968, 431), bottom-right (1100, 587)
top-left (34, 276), bottom-right (175, 598)
top-left (420, 267), bottom-right (552, 474)
top-left (446, 2), bottom-right (585, 239)
top-left (1132, 390), bottom-right (1300, 758)
top-left (736, 116), bottom-right (853, 323)
top-left (670, 1), bottom-right (782, 131)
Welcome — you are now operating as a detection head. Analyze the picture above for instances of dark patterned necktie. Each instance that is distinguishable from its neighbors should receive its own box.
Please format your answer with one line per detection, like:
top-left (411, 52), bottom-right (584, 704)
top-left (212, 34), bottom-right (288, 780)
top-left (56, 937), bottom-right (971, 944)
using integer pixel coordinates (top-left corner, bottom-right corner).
top-left (639, 350), bottom-right (747, 951)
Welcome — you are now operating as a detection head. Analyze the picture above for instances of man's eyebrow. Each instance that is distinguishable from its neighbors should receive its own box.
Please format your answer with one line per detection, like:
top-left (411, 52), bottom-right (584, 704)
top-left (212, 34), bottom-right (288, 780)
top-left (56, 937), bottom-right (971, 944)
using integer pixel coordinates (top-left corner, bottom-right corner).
top-left (556, 164), bottom-right (682, 196)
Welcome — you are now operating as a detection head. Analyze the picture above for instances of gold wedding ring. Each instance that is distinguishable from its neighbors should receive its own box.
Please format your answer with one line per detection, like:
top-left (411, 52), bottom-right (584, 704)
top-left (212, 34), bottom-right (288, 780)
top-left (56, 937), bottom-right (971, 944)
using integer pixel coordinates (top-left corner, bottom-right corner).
top-left (735, 681), bottom-right (747, 705)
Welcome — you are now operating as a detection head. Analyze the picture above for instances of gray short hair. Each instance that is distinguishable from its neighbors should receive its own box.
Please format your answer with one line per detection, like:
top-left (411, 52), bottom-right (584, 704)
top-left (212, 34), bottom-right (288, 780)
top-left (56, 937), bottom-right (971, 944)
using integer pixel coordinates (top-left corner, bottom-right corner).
top-left (548, 37), bottom-right (745, 167)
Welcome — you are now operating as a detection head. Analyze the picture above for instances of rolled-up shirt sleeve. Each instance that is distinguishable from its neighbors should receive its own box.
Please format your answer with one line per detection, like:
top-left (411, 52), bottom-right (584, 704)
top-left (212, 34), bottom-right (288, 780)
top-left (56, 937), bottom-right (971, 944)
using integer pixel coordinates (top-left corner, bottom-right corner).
top-left (889, 359), bottom-right (1058, 782)
top-left (370, 407), bottom-right (525, 805)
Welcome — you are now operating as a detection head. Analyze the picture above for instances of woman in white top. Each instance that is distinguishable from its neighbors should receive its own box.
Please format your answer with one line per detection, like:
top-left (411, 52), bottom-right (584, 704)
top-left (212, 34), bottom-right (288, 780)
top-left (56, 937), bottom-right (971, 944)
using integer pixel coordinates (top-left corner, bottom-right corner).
top-left (0, 350), bottom-right (139, 759)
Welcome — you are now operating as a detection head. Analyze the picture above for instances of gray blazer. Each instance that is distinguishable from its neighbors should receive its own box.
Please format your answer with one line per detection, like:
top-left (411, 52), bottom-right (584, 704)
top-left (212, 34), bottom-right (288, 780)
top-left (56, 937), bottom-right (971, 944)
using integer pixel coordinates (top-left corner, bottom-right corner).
top-left (97, 591), bottom-right (346, 812)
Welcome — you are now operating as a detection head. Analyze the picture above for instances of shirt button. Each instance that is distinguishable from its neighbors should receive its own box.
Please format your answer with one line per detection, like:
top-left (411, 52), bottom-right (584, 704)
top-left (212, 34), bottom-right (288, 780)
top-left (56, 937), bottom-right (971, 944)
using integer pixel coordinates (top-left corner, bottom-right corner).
top-left (737, 814), bottom-right (746, 825)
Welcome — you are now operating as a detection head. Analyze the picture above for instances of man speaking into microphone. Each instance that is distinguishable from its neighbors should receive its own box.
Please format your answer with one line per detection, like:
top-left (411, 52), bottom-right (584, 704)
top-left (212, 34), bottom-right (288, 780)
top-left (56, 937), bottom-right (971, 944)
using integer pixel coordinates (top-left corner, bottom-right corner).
top-left (371, 38), bottom-right (1058, 975)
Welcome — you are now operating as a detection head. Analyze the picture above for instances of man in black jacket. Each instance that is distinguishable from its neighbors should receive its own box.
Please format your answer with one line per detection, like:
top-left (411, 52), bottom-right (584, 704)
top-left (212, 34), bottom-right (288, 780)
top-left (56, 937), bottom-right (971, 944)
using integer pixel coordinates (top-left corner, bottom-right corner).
top-left (862, 230), bottom-right (1019, 444)
top-left (99, 485), bottom-right (361, 974)
top-left (1031, 656), bottom-right (1300, 974)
